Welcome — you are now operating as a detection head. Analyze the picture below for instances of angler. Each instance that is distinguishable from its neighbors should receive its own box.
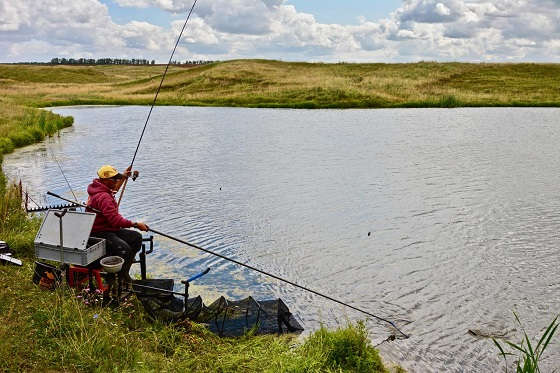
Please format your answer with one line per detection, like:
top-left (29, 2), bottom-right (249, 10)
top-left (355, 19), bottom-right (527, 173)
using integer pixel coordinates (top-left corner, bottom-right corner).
top-left (86, 165), bottom-right (149, 282)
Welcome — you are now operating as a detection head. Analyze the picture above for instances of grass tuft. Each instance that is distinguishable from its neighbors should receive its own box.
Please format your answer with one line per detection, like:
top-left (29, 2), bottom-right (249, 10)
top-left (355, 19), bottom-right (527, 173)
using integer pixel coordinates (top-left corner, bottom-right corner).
top-left (0, 183), bottom-right (40, 255)
top-left (295, 321), bottom-right (388, 372)
top-left (493, 312), bottom-right (559, 373)
top-left (438, 95), bottom-right (461, 108)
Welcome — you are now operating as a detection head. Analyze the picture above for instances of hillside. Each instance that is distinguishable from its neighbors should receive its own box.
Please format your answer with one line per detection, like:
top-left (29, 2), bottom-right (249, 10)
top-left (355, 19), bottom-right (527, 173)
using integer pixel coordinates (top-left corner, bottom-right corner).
top-left (2, 60), bottom-right (560, 109)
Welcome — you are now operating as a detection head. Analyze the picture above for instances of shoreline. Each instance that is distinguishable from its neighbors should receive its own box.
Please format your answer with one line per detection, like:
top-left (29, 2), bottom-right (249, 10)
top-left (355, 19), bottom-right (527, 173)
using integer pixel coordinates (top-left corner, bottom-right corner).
top-left (40, 99), bottom-right (560, 110)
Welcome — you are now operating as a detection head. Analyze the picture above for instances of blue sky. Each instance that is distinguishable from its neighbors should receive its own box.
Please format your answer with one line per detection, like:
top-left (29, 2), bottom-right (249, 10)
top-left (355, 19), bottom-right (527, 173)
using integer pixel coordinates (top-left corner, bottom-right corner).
top-left (286, 0), bottom-right (401, 24)
top-left (101, 0), bottom-right (402, 26)
top-left (100, 0), bottom-right (175, 26)
top-left (2, 0), bottom-right (560, 63)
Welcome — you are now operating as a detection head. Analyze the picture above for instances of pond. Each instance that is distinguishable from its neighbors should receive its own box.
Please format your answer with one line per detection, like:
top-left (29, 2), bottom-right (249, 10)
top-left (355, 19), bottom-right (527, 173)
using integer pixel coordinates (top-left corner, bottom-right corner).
top-left (5, 106), bottom-right (560, 371)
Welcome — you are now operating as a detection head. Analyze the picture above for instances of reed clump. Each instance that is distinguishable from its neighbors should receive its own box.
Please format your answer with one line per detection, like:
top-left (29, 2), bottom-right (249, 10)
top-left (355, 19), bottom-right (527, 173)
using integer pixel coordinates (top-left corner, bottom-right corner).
top-left (0, 182), bottom-right (40, 255)
top-left (295, 321), bottom-right (389, 372)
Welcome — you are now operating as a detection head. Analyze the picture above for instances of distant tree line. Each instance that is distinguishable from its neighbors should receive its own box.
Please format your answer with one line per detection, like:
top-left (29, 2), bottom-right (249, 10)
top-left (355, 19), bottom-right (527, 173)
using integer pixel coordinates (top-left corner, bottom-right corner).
top-left (50, 58), bottom-right (154, 65)
top-left (48, 58), bottom-right (216, 66)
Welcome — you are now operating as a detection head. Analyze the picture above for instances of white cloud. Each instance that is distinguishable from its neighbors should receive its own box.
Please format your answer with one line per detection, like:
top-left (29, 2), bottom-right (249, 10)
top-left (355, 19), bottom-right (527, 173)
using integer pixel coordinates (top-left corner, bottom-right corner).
top-left (397, 0), bottom-right (467, 24)
top-left (0, 1), bottom-right (28, 32)
top-left (1, 0), bottom-right (560, 62)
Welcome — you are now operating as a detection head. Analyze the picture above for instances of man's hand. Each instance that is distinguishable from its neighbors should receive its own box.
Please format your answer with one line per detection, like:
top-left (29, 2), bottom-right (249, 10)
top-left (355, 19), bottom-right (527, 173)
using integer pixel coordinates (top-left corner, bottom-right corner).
top-left (134, 222), bottom-right (149, 231)
top-left (123, 165), bottom-right (133, 178)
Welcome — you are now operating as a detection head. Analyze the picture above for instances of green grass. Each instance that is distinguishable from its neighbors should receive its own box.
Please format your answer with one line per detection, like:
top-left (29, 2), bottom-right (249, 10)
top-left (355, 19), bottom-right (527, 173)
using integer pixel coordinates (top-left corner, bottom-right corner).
top-left (0, 260), bottom-right (393, 372)
top-left (0, 104), bottom-right (73, 154)
top-left (297, 321), bottom-right (389, 372)
top-left (0, 183), bottom-right (41, 255)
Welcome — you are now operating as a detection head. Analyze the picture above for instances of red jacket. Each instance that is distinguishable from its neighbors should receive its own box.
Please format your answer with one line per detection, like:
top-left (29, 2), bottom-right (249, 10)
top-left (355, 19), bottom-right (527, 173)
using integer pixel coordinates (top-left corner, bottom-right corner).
top-left (87, 179), bottom-right (133, 232)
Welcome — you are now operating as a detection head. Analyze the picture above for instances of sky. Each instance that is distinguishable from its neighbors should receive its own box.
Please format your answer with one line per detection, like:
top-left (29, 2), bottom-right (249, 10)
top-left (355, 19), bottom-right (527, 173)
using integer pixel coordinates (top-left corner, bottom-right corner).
top-left (1, 0), bottom-right (560, 63)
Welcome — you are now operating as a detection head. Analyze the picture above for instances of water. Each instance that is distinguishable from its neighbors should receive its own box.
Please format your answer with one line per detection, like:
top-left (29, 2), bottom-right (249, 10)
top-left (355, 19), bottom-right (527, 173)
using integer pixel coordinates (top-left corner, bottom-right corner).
top-left (5, 106), bottom-right (560, 371)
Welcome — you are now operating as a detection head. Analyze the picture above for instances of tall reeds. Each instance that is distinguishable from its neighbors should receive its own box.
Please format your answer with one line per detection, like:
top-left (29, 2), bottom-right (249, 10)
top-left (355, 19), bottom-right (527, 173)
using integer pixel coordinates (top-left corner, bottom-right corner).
top-left (0, 182), bottom-right (39, 256)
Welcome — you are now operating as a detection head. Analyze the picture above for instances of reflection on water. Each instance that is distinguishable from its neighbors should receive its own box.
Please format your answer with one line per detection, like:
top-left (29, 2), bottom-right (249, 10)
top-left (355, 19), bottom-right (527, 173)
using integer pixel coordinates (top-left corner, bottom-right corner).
top-left (5, 106), bottom-right (560, 372)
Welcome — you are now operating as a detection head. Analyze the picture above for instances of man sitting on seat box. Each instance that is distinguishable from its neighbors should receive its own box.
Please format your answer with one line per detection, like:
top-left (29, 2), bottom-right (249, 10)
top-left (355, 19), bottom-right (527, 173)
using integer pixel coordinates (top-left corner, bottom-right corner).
top-left (87, 165), bottom-right (149, 282)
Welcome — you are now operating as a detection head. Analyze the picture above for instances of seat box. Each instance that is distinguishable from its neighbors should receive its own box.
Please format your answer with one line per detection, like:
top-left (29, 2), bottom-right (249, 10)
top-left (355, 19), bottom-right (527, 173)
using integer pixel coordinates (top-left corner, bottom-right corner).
top-left (34, 210), bottom-right (106, 266)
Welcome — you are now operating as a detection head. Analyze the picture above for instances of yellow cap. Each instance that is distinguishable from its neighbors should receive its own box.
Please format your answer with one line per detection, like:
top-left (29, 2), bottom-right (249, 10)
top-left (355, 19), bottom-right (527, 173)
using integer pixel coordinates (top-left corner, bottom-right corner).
top-left (97, 165), bottom-right (121, 179)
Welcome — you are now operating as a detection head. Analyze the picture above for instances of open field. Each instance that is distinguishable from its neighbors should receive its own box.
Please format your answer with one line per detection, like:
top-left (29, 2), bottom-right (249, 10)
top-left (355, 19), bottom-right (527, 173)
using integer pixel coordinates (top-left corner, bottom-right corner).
top-left (2, 60), bottom-right (560, 110)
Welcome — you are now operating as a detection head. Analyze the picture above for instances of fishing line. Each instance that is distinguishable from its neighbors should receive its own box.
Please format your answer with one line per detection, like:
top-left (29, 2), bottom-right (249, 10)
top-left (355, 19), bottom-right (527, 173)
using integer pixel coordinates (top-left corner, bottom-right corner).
top-left (52, 154), bottom-right (78, 202)
top-left (118, 0), bottom-right (199, 207)
top-left (46, 191), bottom-right (410, 339)
top-left (130, 0), bottom-right (199, 168)
top-left (26, 192), bottom-right (41, 208)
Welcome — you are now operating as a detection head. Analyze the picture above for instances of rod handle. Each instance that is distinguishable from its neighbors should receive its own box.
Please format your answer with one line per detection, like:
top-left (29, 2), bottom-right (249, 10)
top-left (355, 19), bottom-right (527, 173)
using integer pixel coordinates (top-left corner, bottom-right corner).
top-left (117, 177), bottom-right (129, 208)
top-left (47, 191), bottom-right (62, 199)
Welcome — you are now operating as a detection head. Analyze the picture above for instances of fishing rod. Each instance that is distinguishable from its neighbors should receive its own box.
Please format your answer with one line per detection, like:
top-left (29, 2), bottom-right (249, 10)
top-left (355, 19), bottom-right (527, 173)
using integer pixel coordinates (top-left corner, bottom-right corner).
top-left (46, 191), bottom-right (410, 339)
top-left (117, 0), bottom-right (199, 208)
top-left (47, 191), bottom-right (100, 213)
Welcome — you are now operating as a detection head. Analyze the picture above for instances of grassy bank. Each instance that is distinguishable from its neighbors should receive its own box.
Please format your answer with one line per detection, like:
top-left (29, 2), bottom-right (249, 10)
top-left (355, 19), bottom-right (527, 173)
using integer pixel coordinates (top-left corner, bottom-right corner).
top-left (1, 60), bottom-right (560, 109)
top-left (0, 265), bottom-right (391, 372)
top-left (0, 104), bottom-right (73, 155)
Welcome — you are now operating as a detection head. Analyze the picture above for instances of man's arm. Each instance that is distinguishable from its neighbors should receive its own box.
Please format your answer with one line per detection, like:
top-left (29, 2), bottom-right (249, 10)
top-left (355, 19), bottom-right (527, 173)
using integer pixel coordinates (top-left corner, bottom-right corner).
top-left (98, 195), bottom-right (134, 228)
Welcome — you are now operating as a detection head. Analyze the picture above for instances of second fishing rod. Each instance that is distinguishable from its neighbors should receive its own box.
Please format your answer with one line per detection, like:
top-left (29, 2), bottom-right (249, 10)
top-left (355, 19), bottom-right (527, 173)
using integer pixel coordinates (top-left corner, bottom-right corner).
top-left (47, 191), bottom-right (410, 339)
